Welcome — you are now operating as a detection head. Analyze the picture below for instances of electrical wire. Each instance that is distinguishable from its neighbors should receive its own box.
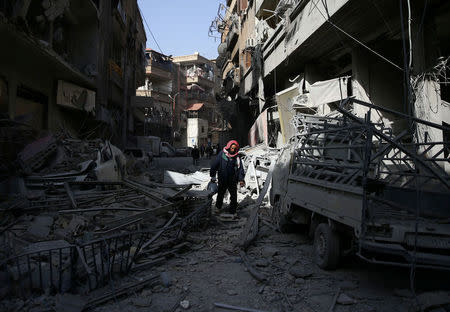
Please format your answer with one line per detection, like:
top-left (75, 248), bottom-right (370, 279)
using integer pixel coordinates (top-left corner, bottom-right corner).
top-left (138, 5), bottom-right (164, 54)
top-left (310, 0), bottom-right (404, 72)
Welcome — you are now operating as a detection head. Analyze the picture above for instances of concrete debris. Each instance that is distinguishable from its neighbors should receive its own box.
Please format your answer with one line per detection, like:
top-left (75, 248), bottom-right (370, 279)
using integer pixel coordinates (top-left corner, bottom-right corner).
top-left (288, 266), bottom-right (313, 279)
top-left (180, 299), bottom-right (190, 309)
top-left (336, 293), bottom-right (357, 305)
top-left (54, 293), bottom-right (87, 312)
top-left (261, 246), bottom-right (279, 258)
top-left (132, 297), bottom-right (153, 307)
top-left (416, 291), bottom-right (450, 311)
top-left (160, 271), bottom-right (172, 287)
top-left (0, 132), bottom-right (213, 304)
top-left (227, 289), bottom-right (238, 296)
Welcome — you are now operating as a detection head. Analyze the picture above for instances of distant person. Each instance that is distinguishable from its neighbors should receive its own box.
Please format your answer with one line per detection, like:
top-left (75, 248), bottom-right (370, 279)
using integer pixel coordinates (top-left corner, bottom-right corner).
top-left (200, 144), bottom-right (205, 158)
top-left (192, 145), bottom-right (200, 165)
top-left (210, 140), bottom-right (245, 215)
top-left (206, 145), bottom-right (213, 159)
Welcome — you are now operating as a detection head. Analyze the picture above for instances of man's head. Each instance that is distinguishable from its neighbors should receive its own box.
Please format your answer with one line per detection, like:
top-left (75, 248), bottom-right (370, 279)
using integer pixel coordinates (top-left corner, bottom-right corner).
top-left (224, 140), bottom-right (240, 157)
top-left (229, 144), bottom-right (237, 154)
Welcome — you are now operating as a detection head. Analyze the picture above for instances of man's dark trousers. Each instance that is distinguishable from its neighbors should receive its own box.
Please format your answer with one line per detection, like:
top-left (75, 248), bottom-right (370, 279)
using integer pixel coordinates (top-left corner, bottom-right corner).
top-left (216, 181), bottom-right (237, 214)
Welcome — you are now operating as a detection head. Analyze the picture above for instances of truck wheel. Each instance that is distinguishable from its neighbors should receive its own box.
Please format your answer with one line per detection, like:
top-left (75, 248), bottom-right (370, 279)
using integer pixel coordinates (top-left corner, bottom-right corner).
top-left (313, 223), bottom-right (340, 270)
top-left (160, 152), bottom-right (168, 157)
top-left (271, 198), bottom-right (290, 233)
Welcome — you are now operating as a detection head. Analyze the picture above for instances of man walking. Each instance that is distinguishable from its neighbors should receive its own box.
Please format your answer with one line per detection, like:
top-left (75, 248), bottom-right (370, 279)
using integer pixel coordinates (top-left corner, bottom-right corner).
top-left (210, 140), bottom-right (245, 215)
top-left (192, 145), bottom-right (200, 165)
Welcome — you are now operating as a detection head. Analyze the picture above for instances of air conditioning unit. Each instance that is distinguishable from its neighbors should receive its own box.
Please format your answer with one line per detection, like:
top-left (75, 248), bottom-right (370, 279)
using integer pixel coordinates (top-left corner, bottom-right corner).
top-left (245, 37), bottom-right (256, 49)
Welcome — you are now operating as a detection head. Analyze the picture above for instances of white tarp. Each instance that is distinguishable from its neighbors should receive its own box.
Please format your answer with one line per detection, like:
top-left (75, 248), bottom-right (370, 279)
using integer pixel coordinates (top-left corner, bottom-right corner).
top-left (309, 76), bottom-right (349, 107)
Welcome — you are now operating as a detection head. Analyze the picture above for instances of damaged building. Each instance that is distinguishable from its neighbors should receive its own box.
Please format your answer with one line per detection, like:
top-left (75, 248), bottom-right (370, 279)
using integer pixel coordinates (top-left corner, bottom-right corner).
top-left (0, 0), bottom-right (147, 147)
top-left (134, 51), bottom-right (224, 148)
top-left (173, 53), bottom-right (223, 148)
top-left (214, 0), bottom-right (450, 150)
top-left (135, 49), bottom-right (175, 142)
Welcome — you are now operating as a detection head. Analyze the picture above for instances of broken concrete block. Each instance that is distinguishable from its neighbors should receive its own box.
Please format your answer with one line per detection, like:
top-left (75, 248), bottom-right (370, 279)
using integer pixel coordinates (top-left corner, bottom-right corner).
top-left (160, 272), bottom-right (171, 287)
top-left (132, 297), bottom-right (152, 307)
top-left (288, 266), bottom-right (313, 278)
top-left (255, 259), bottom-right (269, 267)
top-left (337, 293), bottom-right (357, 305)
top-left (180, 300), bottom-right (190, 309)
top-left (227, 289), bottom-right (237, 296)
top-left (261, 246), bottom-right (278, 258)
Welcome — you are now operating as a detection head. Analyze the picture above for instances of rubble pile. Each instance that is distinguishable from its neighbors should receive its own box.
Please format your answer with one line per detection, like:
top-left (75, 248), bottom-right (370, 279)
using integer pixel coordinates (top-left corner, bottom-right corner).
top-left (0, 130), bottom-right (212, 310)
top-left (240, 144), bottom-right (279, 195)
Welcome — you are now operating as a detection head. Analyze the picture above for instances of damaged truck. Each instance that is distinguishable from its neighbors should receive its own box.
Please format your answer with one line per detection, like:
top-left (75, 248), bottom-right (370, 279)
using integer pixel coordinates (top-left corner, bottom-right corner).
top-left (270, 97), bottom-right (450, 270)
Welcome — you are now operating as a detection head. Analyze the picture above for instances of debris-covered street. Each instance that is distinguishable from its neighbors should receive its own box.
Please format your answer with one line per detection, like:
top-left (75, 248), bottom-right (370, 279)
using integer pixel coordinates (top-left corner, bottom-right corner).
top-left (1, 0), bottom-right (450, 311)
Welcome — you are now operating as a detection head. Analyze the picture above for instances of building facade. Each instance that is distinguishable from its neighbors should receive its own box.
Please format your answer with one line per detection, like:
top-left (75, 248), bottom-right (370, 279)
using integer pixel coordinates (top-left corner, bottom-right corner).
top-left (135, 49), bottom-right (174, 142)
top-left (214, 0), bottom-right (450, 149)
top-left (0, 0), bottom-right (146, 147)
top-left (172, 52), bottom-right (221, 148)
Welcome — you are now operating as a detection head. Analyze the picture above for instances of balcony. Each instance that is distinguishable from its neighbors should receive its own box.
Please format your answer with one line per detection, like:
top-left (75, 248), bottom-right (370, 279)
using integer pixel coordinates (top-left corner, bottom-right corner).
top-left (262, 0), bottom-right (351, 77)
top-left (187, 91), bottom-right (215, 104)
top-left (136, 89), bottom-right (171, 104)
top-left (186, 76), bottom-right (215, 89)
top-left (146, 60), bottom-right (173, 80)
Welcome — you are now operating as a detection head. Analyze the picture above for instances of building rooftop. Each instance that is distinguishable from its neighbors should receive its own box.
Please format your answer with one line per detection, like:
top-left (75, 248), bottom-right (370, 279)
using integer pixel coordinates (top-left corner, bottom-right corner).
top-left (172, 52), bottom-right (212, 65)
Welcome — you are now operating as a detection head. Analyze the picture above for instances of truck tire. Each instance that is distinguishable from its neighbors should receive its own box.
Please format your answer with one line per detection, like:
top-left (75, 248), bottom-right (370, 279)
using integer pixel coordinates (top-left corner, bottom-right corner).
top-left (313, 223), bottom-right (340, 270)
top-left (160, 152), bottom-right (168, 158)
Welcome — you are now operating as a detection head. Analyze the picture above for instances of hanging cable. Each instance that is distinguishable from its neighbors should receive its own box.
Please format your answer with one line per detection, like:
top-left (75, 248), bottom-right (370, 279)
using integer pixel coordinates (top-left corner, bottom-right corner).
top-left (138, 6), bottom-right (164, 54)
top-left (310, 0), bottom-right (404, 72)
top-left (407, 0), bottom-right (413, 70)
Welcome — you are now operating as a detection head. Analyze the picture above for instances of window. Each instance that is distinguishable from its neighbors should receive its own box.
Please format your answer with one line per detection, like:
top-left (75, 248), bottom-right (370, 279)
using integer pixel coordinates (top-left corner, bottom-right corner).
top-left (201, 126), bottom-right (205, 133)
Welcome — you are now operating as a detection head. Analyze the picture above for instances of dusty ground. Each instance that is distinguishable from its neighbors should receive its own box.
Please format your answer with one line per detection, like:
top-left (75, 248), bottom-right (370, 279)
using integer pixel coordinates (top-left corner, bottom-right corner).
top-left (2, 157), bottom-right (448, 312)
top-left (91, 157), bottom-right (450, 312)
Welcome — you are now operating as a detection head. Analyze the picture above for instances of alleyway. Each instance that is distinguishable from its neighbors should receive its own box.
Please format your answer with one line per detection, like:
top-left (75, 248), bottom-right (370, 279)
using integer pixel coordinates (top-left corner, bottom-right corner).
top-left (1, 0), bottom-right (450, 311)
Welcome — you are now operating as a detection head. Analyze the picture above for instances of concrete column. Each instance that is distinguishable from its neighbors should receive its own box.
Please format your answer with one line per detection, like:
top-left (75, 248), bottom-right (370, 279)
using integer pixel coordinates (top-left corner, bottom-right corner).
top-left (411, 12), bottom-right (444, 158)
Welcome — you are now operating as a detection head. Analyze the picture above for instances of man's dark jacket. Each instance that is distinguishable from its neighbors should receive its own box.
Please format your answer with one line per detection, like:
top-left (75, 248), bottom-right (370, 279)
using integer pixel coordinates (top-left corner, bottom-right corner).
top-left (210, 151), bottom-right (245, 184)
